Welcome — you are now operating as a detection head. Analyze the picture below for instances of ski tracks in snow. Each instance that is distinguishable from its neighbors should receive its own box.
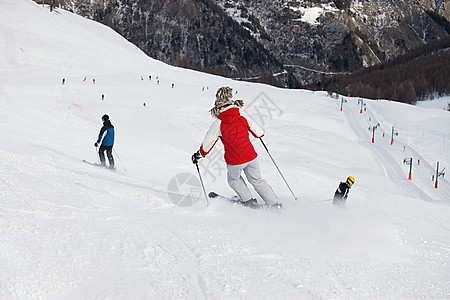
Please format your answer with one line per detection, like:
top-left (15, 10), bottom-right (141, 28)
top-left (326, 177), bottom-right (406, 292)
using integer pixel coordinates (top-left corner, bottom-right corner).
top-left (68, 226), bottom-right (207, 299)
top-left (343, 98), bottom-right (449, 202)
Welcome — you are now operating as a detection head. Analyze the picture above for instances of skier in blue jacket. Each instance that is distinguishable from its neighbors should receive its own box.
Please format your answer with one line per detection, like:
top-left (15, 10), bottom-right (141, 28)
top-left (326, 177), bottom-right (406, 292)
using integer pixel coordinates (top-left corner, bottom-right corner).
top-left (94, 114), bottom-right (115, 169)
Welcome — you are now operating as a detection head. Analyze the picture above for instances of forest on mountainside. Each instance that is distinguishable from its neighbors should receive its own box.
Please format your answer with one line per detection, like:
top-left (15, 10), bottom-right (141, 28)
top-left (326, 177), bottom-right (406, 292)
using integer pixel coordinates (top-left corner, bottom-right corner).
top-left (315, 36), bottom-right (450, 104)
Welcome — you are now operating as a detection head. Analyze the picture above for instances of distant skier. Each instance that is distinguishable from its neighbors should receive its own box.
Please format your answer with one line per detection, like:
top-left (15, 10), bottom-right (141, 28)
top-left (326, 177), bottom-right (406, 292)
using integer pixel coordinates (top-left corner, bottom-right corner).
top-left (94, 114), bottom-right (115, 169)
top-left (192, 86), bottom-right (282, 208)
top-left (333, 176), bottom-right (355, 205)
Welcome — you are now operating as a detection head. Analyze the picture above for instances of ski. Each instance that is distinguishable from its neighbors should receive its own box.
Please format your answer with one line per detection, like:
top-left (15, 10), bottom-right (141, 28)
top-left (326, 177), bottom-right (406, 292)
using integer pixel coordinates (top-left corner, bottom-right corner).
top-left (208, 192), bottom-right (268, 210)
top-left (82, 160), bottom-right (117, 171)
top-left (83, 159), bottom-right (101, 167)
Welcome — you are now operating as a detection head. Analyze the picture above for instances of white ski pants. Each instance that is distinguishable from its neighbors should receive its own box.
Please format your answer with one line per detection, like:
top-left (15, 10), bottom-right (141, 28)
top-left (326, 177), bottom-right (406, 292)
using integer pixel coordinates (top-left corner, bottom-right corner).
top-left (227, 158), bottom-right (277, 205)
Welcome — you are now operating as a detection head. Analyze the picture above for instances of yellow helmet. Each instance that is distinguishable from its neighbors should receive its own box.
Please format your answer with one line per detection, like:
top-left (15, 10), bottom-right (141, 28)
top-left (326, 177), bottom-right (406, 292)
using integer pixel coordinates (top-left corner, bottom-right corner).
top-left (346, 176), bottom-right (355, 186)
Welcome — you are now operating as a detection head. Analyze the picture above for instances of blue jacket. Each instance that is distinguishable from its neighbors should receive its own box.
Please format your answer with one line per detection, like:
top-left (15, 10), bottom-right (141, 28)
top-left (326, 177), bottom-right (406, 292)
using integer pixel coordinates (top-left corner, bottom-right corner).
top-left (97, 120), bottom-right (115, 146)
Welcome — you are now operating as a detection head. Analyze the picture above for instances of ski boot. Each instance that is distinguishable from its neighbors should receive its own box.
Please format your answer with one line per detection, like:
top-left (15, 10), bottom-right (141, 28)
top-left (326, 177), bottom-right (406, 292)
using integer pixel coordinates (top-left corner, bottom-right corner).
top-left (241, 198), bottom-right (258, 208)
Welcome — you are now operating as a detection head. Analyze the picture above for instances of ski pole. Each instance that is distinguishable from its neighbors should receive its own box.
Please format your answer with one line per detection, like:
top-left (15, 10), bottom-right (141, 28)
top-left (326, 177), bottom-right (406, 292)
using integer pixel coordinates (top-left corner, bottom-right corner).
top-left (260, 138), bottom-right (298, 200)
top-left (195, 162), bottom-right (209, 206)
top-left (113, 148), bottom-right (127, 171)
top-left (95, 144), bottom-right (100, 164)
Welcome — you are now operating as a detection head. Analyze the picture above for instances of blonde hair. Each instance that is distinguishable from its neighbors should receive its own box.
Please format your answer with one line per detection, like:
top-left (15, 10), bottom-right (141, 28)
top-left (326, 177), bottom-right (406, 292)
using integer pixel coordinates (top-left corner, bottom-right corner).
top-left (209, 86), bottom-right (244, 117)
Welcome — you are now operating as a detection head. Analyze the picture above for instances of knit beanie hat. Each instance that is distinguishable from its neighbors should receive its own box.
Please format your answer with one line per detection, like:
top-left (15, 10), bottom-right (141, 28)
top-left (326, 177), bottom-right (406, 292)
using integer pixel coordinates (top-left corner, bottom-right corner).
top-left (210, 86), bottom-right (244, 117)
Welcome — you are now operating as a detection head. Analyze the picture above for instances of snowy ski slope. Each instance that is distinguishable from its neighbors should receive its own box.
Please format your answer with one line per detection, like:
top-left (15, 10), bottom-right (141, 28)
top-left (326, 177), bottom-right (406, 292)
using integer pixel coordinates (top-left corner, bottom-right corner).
top-left (0, 0), bottom-right (449, 298)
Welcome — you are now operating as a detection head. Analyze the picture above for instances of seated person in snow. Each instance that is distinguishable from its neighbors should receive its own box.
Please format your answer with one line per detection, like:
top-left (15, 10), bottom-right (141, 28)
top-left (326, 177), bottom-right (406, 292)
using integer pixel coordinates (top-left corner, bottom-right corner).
top-left (333, 176), bottom-right (355, 205)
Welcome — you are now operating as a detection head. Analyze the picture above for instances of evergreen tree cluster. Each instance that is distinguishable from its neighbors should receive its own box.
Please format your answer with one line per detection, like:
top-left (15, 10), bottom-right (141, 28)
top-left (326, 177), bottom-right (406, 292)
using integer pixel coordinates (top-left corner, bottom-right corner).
top-left (317, 36), bottom-right (450, 104)
top-left (425, 10), bottom-right (450, 34)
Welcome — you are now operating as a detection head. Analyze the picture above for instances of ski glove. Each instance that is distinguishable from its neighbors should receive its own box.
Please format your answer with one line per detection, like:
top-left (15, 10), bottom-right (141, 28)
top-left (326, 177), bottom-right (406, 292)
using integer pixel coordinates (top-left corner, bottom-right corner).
top-left (94, 142), bottom-right (98, 147)
top-left (191, 151), bottom-right (202, 164)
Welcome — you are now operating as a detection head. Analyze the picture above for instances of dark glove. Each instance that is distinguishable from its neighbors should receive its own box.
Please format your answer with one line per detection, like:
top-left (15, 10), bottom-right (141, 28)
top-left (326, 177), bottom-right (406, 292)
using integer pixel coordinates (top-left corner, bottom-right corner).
top-left (191, 151), bottom-right (202, 164)
top-left (94, 142), bottom-right (98, 147)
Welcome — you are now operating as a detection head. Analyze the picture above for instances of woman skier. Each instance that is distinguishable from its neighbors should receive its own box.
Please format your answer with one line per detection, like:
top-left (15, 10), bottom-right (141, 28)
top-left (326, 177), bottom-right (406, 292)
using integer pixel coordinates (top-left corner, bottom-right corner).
top-left (192, 86), bottom-right (281, 208)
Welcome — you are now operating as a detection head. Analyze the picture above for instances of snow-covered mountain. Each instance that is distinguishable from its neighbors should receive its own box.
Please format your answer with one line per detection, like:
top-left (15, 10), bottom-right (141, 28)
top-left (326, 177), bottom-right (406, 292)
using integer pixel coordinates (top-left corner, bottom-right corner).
top-left (1, 0), bottom-right (449, 298)
top-left (33, 0), bottom-right (449, 87)
top-left (216, 0), bottom-right (449, 84)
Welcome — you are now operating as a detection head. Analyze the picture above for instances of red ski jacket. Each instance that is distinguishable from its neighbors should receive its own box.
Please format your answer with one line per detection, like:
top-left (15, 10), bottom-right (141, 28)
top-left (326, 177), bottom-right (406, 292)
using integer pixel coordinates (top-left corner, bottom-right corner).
top-left (199, 106), bottom-right (264, 165)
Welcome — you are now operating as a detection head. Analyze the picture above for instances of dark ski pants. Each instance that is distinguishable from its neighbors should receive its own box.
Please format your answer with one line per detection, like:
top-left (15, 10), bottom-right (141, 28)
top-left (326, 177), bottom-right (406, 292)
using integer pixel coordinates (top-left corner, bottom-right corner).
top-left (99, 145), bottom-right (114, 168)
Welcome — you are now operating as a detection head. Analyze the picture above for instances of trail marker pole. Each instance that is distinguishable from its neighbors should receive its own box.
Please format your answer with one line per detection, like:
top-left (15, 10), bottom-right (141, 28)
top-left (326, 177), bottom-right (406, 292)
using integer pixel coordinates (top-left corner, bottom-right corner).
top-left (434, 162), bottom-right (446, 188)
top-left (370, 123), bottom-right (380, 143)
top-left (358, 99), bottom-right (364, 114)
top-left (403, 158), bottom-right (413, 180)
top-left (340, 97), bottom-right (347, 111)
top-left (391, 126), bottom-right (398, 145)
top-left (345, 85), bottom-right (351, 98)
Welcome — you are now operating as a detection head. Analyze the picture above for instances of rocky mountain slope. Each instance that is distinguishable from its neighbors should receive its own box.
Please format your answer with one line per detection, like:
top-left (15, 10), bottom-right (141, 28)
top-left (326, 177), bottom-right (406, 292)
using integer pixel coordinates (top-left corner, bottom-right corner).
top-left (216, 0), bottom-right (449, 85)
top-left (34, 0), bottom-right (449, 89)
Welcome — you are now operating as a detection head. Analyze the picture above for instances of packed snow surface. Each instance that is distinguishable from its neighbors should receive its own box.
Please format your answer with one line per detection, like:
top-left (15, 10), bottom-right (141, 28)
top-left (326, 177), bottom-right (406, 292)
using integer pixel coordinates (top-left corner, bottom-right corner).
top-left (0, 1), bottom-right (449, 299)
